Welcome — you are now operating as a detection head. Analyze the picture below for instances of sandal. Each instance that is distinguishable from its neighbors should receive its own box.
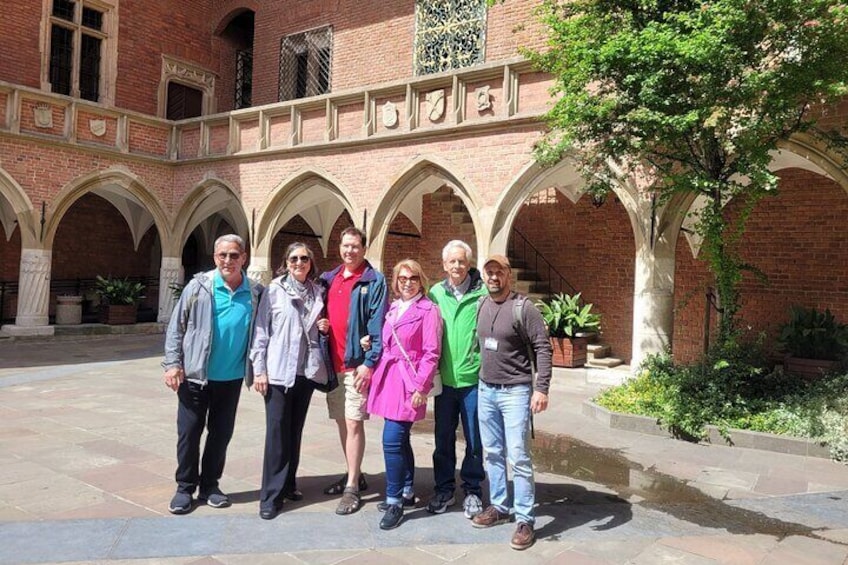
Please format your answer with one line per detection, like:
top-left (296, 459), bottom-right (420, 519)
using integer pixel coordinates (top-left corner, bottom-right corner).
top-left (323, 473), bottom-right (369, 495)
top-left (335, 486), bottom-right (361, 515)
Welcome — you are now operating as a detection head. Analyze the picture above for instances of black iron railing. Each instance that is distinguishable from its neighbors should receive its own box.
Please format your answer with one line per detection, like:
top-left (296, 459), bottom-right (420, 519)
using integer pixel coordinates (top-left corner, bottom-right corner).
top-left (508, 229), bottom-right (577, 298)
top-left (0, 276), bottom-right (159, 324)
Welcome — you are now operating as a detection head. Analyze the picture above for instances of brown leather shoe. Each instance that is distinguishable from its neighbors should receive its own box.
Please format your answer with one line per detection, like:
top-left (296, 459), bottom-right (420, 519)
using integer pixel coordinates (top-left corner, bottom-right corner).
top-left (471, 505), bottom-right (511, 528)
top-left (510, 522), bottom-right (535, 550)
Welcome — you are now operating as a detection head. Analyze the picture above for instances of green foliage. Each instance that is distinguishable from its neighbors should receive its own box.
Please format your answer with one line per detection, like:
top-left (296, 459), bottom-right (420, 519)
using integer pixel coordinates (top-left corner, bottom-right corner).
top-left (778, 306), bottom-right (848, 361)
top-left (595, 349), bottom-right (848, 462)
top-left (536, 292), bottom-right (601, 338)
top-left (95, 276), bottom-right (145, 305)
top-left (527, 0), bottom-right (848, 348)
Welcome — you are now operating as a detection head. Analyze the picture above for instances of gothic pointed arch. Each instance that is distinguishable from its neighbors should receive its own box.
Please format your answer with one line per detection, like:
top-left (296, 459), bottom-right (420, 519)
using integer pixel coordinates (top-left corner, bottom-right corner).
top-left (43, 168), bottom-right (170, 250)
top-left (489, 157), bottom-right (641, 255)
top-left (664, 133), bottom-right (848, 259)
top-left (0, 167), bottom-right (37, 247)
top-left (255, 168), bottom-right (356, 259)
top-left (369, 156), bottom-right (483, 269)
top-left (170, 177), bottom-right (250, 257)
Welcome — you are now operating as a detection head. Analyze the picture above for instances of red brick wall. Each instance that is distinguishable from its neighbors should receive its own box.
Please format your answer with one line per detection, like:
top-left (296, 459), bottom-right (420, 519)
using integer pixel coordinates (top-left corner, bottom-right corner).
top-left (513, 190), bottom-right (636, 362)
top-left (4, 1), bottom-right (544, 116)
top-left (218, 0), bottom-right (545, 108)
top-left (672, 168), bottom-right (848, 363)
top-left (0, 226), bottom-right (21, 321)
top-left (51, 193), bottom-right (156, 279)
top-left (116, 0), bottom-right (217, 115)
top-left (0, 0), bottom-right (42, 90)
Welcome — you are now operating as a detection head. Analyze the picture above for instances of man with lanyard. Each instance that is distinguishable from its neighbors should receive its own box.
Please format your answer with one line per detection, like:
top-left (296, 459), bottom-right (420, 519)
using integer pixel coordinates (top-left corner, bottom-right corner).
top-left (320, 226), bottom-right (388, 515)
top-left (163, 234), bottom-right (263, 514)
top-left (426, 240), bottom-right (487, 519)
top-left (472, 254), bottom-right (552, 550)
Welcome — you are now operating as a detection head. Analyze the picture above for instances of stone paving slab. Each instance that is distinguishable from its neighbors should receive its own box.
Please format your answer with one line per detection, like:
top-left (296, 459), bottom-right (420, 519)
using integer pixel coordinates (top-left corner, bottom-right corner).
top-left (2, 335), bottom-right (848, 564)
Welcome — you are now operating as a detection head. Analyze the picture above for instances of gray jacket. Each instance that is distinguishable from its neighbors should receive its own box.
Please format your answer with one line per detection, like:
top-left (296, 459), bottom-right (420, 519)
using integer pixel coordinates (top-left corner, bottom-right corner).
top-left (249, 275), bottom-right (329, 388)
top-left (163, 269), bottom-right (264, 387)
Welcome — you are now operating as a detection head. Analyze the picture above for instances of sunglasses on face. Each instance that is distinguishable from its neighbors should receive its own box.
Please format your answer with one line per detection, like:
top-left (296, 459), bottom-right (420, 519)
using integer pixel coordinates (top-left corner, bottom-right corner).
top-left (288, 255), bottom-right (311, 264)
top-left (216, 252), bottom-right (242, 261)
top-left (397, 275), bottom-right (421, 285)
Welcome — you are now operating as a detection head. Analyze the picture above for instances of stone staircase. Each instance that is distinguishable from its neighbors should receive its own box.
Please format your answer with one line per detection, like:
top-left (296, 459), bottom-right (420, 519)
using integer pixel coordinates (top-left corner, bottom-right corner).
top-left (509, 258), bottom-right (624, 370)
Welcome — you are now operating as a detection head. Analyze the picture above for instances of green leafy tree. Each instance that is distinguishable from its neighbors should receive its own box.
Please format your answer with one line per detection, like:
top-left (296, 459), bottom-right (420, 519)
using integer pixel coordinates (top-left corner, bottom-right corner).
top-left (525, 0), bottom-right (848, 348)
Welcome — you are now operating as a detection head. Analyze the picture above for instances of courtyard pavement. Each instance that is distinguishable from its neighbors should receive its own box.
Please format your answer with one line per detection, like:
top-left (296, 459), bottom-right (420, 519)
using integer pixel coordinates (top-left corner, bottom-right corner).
top-left (1, 333), bottom-right (848, 564)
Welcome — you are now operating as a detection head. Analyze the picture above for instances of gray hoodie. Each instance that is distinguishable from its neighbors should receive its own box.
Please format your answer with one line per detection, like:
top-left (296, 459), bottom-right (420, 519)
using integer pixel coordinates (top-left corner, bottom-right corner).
top-left (162, 269), bottom-right (264, 387)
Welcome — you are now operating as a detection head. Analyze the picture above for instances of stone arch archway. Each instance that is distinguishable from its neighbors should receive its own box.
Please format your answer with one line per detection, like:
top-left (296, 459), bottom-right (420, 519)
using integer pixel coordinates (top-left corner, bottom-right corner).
top-left (369, 156), bottom-right (483, 272)
top-left (254, 168), bottom-right (357, 283)
top-left (0, 167), bottom-right (37, 248)
top-left (44, 168), bottom-right (170, 250)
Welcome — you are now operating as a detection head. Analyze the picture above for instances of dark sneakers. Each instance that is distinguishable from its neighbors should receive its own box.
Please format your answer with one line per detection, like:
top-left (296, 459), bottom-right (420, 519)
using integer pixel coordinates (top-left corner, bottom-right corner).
top-left (259, 501), bottom-right (283, 520)
top-left (199, 487), bottom-right (231, 508)
top-left (377, 494), bottom-right (418, 512)
top-left (379, 504), bottom-right (404, 530)
top-left (425, 491), bottom-right (456, 514)
top-left (168, 492), bottom-right (192, 515)
top-left (471, 505), bottom-right (511, 528)
top-left (510, 522), bottom-right (535, 550)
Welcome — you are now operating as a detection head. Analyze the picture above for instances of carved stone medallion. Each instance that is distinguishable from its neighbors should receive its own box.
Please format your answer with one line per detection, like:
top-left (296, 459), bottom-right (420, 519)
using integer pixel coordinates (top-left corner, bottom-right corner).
top-left (426, 89), bottom-right (445, 122)
top-left (382, 101), bottom-right (398, 128)
top-left (89, 119), bottom-right (107, 137)
top-left (475, 86), bottom-right (492, 112)
top-left (34, 104), bottom-right (53, 128)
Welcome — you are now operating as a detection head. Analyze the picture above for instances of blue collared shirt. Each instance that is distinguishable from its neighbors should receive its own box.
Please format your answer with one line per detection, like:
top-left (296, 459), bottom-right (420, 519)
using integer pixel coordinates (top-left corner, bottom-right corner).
top-left (208, 270), bottom-right (252, 381)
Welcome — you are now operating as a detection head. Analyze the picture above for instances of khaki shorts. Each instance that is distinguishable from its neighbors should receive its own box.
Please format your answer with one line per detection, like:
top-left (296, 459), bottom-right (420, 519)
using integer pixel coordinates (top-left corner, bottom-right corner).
top-left (326, 370), bottom-right (369, 421)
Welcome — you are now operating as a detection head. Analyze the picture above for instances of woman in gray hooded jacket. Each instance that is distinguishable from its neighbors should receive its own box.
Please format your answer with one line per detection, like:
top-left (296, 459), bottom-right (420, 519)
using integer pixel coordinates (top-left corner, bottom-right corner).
top-left (250, 242), bottom-right (330, 520)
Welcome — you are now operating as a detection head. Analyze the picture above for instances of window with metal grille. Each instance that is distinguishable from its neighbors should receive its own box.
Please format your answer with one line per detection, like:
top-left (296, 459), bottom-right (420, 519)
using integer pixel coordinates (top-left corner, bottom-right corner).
top-left (278, 27), bottom-right (332, 102)
top-left (47, 0), bottom-right (109, 102)
top-left (414, 0), bottom-right (486, 76)
top-left (166, 82), bottom-right (204, 120)
top-left (235, 49), bottom-right (253, 109)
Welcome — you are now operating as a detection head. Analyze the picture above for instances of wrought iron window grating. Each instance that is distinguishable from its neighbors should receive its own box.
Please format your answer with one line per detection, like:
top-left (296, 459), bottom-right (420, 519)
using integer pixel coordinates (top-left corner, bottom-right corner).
top-left (414, 0), bottom-right (487, 76)
top-left (278, 27), bottom-right (332, 102)
top-left (235, 49), bottom-right (253, 109)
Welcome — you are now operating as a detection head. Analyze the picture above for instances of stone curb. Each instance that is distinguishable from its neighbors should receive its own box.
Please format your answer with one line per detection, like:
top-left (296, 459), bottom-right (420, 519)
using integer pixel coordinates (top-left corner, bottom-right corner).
top-left (0, 322), bottom-right (165, 341)
top-left (582, 400), bottom-right (832, 459)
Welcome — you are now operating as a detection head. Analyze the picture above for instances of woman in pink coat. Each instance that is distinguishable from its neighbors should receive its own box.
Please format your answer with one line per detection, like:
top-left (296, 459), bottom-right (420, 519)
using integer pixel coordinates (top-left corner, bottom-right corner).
top-left (367, 258), bottom-right (442, 530)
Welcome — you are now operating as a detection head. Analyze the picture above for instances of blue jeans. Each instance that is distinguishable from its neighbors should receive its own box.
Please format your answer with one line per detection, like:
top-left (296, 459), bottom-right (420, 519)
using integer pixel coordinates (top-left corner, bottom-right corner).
top-left (382, 419), bottom-right (414, 505)
top-left (478, 380), bottom-right (535, 525)
top-left (433, 384), bottom-right (484, 496)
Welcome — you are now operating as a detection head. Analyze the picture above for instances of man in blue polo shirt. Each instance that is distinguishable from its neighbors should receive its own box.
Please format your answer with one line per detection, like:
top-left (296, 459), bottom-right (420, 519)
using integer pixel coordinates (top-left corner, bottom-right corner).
top-left (163, 234), bottom-right (263, 514)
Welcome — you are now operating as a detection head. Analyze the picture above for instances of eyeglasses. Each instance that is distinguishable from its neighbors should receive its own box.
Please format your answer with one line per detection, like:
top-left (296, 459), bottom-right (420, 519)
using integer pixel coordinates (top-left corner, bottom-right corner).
top-left (397, 275), bottom-right (421, 285)
top-left (215, 252), bottom-right (242, 261)
top-left (287, 255), bottom-right (311, 264)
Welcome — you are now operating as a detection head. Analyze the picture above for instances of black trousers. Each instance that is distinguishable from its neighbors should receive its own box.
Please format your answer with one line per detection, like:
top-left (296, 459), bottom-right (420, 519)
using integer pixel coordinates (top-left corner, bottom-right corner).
top-left (175, 378), bottom-right (242, 495)
top-left (260, 376), bottom-right (315, 510)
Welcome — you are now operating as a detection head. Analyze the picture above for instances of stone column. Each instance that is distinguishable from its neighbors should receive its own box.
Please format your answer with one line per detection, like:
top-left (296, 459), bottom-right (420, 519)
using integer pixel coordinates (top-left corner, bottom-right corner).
top-left (247, 256), bottom-right (272, 286)
top-left (630, 242), bottom-right (675, 371)
top-left (2, 248), bottom-right (54, 336)
top-left (157, 257), bottom-right (184, 323)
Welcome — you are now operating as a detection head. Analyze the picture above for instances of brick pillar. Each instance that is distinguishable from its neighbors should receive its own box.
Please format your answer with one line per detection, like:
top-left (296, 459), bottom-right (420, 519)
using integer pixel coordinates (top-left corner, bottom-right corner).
top-left (1, 248), bottom-right (54, 336)
top-left (157, 256), bottom-right (183, 323)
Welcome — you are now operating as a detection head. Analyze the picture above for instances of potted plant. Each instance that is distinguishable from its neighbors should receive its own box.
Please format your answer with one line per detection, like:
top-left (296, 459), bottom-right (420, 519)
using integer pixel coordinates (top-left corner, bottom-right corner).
top-left (95, 276), bottom-right (145, 325)
top-left (536, 292), bottom-right (601, 367)
top-left (778, 306), bottom-right (848, 379)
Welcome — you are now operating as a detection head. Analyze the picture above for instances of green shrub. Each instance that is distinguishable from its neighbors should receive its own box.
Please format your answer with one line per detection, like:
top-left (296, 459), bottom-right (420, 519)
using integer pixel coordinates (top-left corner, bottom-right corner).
top-left (594, 344), bottom-right (848, 463)
top-left (778, 306), bottom-right (848, 361)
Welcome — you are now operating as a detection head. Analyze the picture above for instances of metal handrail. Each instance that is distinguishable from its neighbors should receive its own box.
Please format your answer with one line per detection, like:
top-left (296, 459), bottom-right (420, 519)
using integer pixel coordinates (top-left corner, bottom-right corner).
top-left (508, 229), bottom-right (577, 298)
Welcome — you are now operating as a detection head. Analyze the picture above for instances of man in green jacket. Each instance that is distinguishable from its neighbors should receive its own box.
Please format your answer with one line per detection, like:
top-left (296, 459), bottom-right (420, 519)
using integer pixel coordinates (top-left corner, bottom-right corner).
top-left (426, 240), bottom-right (487, 518)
